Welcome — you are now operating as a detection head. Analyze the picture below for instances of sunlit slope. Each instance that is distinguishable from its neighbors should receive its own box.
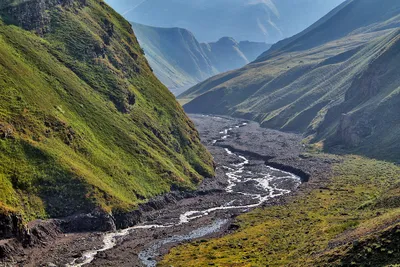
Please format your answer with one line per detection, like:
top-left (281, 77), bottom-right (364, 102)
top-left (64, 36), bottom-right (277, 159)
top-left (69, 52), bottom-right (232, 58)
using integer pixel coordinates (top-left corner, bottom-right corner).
top-left (162, 155), bottom-right (400, 266)
top-left (0, 0), bottom-right (214, 220)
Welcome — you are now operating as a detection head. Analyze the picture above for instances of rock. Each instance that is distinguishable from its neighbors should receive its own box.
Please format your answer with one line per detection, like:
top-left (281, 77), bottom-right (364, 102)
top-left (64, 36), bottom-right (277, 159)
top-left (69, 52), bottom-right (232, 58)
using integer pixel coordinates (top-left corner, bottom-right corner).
top-left (0, 122), bottom-right (15, 139)
top-left (0, 213), bottom-right (24, 240)
top-left (0, 0), bottom-right (86, 36)
top-left (336, 113), bottom-right (372, 148)
top-left (60, 209), bottom-right (116, 233)
top-left (113, 209), bottom-right (142, 230)
top-left (97, 251), bottom-right (108, 259)
top-left (72, 252), bottom-right (82, 258)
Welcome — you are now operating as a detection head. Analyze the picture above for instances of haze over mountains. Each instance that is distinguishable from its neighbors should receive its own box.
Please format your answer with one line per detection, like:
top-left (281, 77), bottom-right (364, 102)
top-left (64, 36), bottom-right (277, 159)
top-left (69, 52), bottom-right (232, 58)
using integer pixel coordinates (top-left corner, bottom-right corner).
top-left (132, 22), bottom-right (270, 95)
top-left (181, 0), bottom-right (400, 161)
top-left (106, 0), bottom-right (346, 44)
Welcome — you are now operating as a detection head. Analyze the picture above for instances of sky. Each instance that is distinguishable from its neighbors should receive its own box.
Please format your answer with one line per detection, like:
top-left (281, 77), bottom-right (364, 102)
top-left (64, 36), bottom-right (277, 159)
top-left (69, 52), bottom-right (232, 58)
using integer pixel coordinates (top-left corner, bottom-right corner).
top-left (105, 0), bottom-right (347, 43)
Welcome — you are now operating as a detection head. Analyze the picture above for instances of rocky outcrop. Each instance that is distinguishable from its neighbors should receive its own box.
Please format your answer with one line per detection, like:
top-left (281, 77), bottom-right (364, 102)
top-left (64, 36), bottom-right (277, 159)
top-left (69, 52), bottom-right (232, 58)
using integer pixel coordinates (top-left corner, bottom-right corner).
top-left (60, 209), bottom-right (116, 233)
top-left (0, 122), bottom-right (15, 139)
top-left (0, 213), bottom-right (24, 240)
top-left (336, 113), bottom-right (373, 147)
top-left (0, 0), bottom-right (86, 35)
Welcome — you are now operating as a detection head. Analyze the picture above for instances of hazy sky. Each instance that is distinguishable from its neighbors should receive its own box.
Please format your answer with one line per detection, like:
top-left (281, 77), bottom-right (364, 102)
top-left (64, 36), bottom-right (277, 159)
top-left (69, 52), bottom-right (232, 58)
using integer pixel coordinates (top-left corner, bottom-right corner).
top-left (105, 0), bottom-right (347, 43)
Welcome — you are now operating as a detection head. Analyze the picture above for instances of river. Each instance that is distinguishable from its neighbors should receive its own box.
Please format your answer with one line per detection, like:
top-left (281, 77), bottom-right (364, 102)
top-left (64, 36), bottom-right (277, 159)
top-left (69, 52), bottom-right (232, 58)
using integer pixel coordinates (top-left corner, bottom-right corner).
top-left (67, 116), bottom-right (302, 267)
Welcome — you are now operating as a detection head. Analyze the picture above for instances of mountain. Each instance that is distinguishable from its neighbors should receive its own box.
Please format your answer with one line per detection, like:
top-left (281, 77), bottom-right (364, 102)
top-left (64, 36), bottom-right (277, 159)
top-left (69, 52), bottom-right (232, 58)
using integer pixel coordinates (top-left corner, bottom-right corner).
top-left (105, 0), bottom-right (346, 43)
top-left (0, 0), bottom-right (214, 230)
top-left (132, 22), bottom-right (271, 95)
top-left (202, 37), bottom-right (270, 73)
top-left (180, 0), bottom-right (400, 161)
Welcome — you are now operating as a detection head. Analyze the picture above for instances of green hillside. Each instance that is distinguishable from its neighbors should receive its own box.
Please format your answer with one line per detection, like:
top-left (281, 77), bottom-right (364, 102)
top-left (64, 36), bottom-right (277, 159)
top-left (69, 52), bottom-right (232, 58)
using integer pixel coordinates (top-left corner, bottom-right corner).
top-left (0, 0), bottom-right (214, 222)
top-left (162, 155), bottom-right (400, 266)
top-left (180, 0), bottom-right (400, 161)
top-left (132, 22), bottom-right (270, 95)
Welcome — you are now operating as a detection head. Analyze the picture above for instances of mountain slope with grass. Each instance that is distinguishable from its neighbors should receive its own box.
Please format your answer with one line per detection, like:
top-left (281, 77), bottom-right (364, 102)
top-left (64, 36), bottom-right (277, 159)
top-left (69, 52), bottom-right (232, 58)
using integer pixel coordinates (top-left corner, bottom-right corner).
top-left (181, 0), bottom-right (400, 161)
top-left (131, 23), bottom-right (270, 95)
top-left (0, 0), bottom-right (214, 232)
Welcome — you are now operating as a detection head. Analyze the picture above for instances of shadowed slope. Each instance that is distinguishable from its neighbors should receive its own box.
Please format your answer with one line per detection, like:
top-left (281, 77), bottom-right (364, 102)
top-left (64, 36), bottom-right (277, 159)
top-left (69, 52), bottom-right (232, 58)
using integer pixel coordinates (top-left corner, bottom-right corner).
top-left (132, 22), bottom-right (270, 95)
top-left (181, 0), bottom-right (400, 161)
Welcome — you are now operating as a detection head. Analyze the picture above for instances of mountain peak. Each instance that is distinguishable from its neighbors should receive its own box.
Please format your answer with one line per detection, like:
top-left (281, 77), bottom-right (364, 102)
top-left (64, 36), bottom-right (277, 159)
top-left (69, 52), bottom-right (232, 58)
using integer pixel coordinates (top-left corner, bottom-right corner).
top-left (215, 37), bottom-right (239, 46)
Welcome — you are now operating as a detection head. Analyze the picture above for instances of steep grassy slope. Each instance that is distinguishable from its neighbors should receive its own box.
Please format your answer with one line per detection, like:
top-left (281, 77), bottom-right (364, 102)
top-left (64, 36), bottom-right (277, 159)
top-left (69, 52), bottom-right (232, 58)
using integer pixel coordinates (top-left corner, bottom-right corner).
top-left (181, 0), bottom-right (400, 161)
top-left (131, 23), bottom-right (271, 95)
top-left (0, 0), bottom-right (214, 223)
top-left (161, 155), bottom-right (400, 266)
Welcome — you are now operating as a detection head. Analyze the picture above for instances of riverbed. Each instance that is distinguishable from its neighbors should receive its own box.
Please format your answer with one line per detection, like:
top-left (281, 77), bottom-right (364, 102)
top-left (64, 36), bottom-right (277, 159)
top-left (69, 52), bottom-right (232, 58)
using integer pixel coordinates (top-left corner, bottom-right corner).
top-left (5, 115), bottom-right (318, 267)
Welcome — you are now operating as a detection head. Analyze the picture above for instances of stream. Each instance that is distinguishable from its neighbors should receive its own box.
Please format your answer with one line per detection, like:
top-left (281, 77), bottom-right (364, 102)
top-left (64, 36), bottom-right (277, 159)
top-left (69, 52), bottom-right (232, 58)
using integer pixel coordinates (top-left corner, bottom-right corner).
top-left (67, 119), bottom-right (302, 267)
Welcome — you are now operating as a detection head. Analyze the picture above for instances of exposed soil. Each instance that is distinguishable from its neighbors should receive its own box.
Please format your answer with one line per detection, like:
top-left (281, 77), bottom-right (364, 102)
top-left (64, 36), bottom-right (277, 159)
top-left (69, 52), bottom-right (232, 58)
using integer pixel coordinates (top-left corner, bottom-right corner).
top-left (0, 115), bottom-right (334, 267)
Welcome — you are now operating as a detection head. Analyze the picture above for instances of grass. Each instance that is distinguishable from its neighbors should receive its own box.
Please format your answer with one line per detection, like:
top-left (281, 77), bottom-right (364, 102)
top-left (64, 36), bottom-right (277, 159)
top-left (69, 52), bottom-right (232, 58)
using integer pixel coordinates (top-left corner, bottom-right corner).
top-left (0, 0), bottom-right (214, 221)
top-left (160, 155), bottom-right (400, 266)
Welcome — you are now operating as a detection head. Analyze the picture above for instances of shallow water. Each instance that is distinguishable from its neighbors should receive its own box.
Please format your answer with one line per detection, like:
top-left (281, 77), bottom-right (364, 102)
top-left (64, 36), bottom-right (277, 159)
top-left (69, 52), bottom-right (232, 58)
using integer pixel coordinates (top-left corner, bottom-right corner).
top-left (67, 120), bottom-right (301, 267)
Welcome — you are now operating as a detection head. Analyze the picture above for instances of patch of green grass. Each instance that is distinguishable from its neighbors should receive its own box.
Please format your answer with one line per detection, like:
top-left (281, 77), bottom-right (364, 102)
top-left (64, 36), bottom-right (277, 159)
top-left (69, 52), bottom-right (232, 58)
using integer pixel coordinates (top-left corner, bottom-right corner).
top-left (161, 155), bottom-right (400, 266)
top-left (0, 0), bottom-right (214, 221)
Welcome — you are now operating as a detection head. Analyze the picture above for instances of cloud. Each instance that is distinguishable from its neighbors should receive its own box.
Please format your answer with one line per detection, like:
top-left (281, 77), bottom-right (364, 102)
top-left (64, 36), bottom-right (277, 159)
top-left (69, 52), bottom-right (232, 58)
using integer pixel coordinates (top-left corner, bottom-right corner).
top-left (122, 0), bottom-right (151, 15)
top-left (246, 0), bottom-right (280, 18)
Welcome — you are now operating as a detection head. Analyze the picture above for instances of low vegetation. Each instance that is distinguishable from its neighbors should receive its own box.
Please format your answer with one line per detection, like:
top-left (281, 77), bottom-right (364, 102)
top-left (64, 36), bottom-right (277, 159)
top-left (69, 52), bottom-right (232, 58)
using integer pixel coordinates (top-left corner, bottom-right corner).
top-left (0, 0), bottom-right (214, 222)
top-left (161, 155), bottom-right (400, 266)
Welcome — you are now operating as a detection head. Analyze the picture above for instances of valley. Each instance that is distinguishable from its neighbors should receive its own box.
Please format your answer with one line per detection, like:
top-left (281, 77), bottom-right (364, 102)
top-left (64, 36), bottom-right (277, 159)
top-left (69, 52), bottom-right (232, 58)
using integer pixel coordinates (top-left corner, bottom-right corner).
top-left (181, 0), bottom-right (400, 161)
top-left (2, 115), bottom-right (319, 266)
top-left (0, 0), bottom-right (399, 266)
top-left (2, 115), bottom-right (399, 267)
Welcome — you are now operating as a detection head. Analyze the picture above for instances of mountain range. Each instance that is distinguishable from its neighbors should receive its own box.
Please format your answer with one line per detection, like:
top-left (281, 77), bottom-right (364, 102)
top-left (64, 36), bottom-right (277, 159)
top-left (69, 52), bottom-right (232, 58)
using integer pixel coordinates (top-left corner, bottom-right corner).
top-left (132, 22), bottom-right (271, 95)
top-left (105, 0), bottom-right (346, 44)
top-left (0, 0), bottom-right (400, 266)
top-left (181, 0), bottom-right (400, 162)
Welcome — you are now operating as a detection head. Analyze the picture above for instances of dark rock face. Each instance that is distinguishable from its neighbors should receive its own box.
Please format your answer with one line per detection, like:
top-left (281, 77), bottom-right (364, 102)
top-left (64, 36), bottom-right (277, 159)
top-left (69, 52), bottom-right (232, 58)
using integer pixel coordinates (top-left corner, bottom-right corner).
top-left (60, 209), bottom-right (117, 233)
top-left (0, 0), bottom-right (86, 35)
top-left (0, 213), bottom-right (24, 240)
top-left (22, 220), bottom-right (62, 247)
top-left (113, 210), bottom-right (142, 230)
top-left (336, 112), bottom-right (375, 148)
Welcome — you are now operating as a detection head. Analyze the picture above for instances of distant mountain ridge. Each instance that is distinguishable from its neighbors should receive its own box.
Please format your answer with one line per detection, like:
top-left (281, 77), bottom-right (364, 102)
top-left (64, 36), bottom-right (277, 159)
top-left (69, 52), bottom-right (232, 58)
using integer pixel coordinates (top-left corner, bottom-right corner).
top-left (132, 22), bottom-right (271, 95)
top-left (106, 0), bottom-right (345, 44)
top-left (180, 0), bottom-right (400, 161)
